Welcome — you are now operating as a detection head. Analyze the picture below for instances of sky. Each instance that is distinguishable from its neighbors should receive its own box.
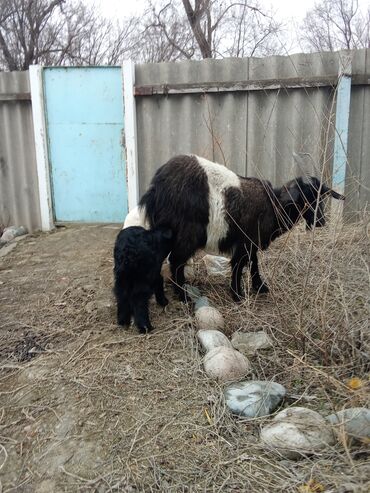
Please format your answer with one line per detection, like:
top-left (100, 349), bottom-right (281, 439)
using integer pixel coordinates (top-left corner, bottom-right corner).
top-left (84, 0), bottom-right (319, 22)
top-left (83, 0), bottom-right (369, 54)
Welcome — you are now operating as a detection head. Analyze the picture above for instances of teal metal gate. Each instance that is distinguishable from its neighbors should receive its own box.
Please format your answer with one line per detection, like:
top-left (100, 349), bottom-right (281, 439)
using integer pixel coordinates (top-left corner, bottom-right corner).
top-left (43, 67), bottom-right (127, 223)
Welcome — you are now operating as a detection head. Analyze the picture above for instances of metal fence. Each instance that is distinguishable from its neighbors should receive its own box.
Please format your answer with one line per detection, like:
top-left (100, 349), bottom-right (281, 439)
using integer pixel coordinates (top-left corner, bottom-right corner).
top-left (0, 50), bottom-right (369, 233)
top-left (0, 71), bottom-right (41, 232)
top-left (135, 49), bottom-right (370, 219)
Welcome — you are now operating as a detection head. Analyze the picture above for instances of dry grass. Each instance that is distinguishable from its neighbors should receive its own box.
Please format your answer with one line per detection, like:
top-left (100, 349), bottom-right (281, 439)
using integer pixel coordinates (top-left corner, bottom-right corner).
top-left (0, 218), bottom-right (369, 492)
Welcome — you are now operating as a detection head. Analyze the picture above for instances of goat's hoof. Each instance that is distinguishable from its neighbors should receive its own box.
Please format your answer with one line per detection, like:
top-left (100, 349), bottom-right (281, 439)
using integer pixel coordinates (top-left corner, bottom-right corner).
top-left (176, 291), bottom-right (188, 303)
top-left (138, 325), bottom-right (154, 334)
top-left (231, 291), bottom-right (244, 302)
top-left (254, 283), bottom-right (269, 294)
top-left (157, 296), bottom-right (169, 307)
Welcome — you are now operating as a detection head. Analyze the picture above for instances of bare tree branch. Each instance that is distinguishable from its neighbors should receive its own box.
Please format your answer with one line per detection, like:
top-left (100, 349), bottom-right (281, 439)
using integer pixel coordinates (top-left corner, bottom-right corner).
top-left (182, 0), bottom-right (212, 58)
top-left (300, 0), bottom-right (369, 52)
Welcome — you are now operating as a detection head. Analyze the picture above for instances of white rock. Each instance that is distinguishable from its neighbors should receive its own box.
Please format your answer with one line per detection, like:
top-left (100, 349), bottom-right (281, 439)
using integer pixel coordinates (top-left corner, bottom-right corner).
top-left (231, 331), bottom-right (273, 356)
top-left (326, 407), bottom-right (370, 441)
top-left (195, 306), bottom-right (224, 331)
top-left (3, 225), bottom-right (16, 232)
top-left (203, 347), bottom-right (251, 382)
top-left (260, 407), bottom-right (335, 459)
top-left (225, 381), bottom-right (286, 418)
top-left (161, 261), bottom-right (193, 280)
top-left (1, 230), bottom-right (15, 242)
top-left (197, 329), bottom-right (231, 352)
top-left (184, 265), bottom-right (194, 278)
top-left (203, 254), bottom-right (230, 276)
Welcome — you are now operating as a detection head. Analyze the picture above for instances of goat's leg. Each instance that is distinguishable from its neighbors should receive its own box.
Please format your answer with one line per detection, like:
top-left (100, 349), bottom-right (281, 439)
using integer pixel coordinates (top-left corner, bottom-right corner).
top-left (114, 273), bottom-right (132, 326)
top-left (169, 223), bottom-right (206, 302)
top-left (154, 275), bottom-right (168, 307)
top-left (250, 249), bottom-right (269, 293)
top-left (169, 253), bottom-right (188, 301)
top-left (230, 245), bottom-right (249, 301)
top-left (115, 291), bottom-right (132, 326)
top-left (132, 294), bottom-right (153, 333)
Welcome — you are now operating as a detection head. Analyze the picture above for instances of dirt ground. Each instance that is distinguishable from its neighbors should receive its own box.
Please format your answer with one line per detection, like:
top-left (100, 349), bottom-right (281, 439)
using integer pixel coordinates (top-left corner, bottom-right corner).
top-left (0, 223), bottom-right (369, 492)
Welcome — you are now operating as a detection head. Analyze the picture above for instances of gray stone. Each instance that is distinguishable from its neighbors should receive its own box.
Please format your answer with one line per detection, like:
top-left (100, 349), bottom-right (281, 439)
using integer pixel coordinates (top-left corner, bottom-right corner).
top-left (225, 380), bottom-right (286, 418)
top-left (231, 331), bottom-right (273, 356)
top-left (184, 284), bottom-right (202, 301)
top-left (4, 225), bottom-right (27, 235)
top-left (194, 296), bottom-right (210, 310)
top-left (260, 407), bottom-right (335, 459)
top-left (185, 285), bottom-right (210, 307)
top-left (197, 329), bottom-right (231, 352)
top-left (326, 407), bottom-right (370, 441)
top-left (14, 225), bottom-right (28, 237)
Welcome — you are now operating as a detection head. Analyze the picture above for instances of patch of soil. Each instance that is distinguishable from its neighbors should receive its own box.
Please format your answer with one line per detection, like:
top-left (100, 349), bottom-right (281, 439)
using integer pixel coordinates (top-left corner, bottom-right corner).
top-left (0, 223), bottom-right (369, 492)
top-left (13, 333), bottom-right (45, 362)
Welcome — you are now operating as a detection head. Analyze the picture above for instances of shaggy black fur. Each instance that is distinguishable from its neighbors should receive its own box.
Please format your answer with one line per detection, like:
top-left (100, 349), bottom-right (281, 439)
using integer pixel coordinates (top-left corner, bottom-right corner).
top-left (113, 226), bottom-right (172, 333)
top-left (140, 155), bottom-right (209, 300)
top-left (139, 155), bottom-right (345, 301)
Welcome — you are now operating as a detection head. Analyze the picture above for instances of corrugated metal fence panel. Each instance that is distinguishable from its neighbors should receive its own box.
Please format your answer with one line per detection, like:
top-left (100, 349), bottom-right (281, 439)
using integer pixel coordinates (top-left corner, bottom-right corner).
top-left (135, 53), bottom-right (340, 195)
top-left (135, 58), bottom-right (250, 191)
top-left (347, 49), bottom-right (370, 218)
top-left (0, 71), bottom-right (41, 232)
top-left (246, 52), bottom-right (339, 185)
top-left (135, 50), bottom-right (370, 218)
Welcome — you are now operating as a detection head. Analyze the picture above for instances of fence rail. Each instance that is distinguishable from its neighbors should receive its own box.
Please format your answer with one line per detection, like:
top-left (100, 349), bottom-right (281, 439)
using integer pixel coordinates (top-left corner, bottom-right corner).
top-left (134, 74), bottom-right (370, 96)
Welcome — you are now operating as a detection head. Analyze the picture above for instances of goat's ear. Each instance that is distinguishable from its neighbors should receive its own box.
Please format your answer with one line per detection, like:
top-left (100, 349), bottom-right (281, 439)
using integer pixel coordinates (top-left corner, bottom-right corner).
top-left (329, 189), bottom-right (345, 200)
top-left (321, 185), bottom-right (345, 200)
top-left (279, 185), bottom-right (300, 206)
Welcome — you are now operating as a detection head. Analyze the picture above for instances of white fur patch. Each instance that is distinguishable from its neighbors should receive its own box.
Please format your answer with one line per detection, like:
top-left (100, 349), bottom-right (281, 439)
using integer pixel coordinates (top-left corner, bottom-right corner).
top-left (122, 205), bottom-right (149, 229)
top-left (194, 156), bottom-right (240, 253)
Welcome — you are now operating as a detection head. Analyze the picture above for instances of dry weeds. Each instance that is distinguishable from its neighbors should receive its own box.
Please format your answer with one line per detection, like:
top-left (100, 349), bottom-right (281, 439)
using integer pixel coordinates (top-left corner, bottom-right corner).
top-left (0, 217), bottom-right (369, 492)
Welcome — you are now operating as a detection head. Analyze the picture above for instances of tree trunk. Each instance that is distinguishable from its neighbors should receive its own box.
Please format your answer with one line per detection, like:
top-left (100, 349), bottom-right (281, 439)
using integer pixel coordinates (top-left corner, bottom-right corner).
top-left (182, 0), bottom-right (212, 58)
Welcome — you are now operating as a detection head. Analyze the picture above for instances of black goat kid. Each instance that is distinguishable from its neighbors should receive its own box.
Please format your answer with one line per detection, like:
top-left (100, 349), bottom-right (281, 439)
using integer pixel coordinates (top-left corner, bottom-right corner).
top-left (139, 155), bottom-right (345, 301)
top-left (113, 226), bottom-right (172, 333)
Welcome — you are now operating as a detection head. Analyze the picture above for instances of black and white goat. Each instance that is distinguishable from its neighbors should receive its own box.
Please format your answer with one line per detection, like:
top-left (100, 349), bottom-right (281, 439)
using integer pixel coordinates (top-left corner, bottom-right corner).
top-left (113, 226), bottom-right (172, 333)
top-left (139, 154), bottom-right (345, 301)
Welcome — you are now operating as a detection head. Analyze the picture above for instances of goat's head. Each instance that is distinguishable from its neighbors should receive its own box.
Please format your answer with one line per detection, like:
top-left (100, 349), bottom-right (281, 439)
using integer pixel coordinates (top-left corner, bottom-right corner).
top-left (279, 176), bottom-right (345, 230)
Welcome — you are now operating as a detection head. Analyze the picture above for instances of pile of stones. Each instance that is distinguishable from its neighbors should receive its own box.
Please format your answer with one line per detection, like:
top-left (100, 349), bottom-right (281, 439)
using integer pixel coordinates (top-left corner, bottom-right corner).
top-left (185, 275), bottom-right (370, 460)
